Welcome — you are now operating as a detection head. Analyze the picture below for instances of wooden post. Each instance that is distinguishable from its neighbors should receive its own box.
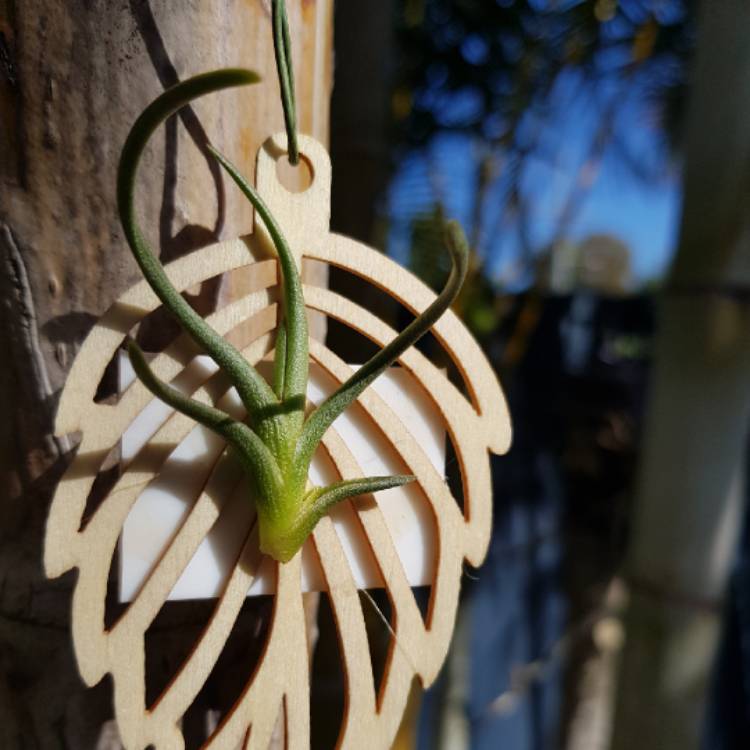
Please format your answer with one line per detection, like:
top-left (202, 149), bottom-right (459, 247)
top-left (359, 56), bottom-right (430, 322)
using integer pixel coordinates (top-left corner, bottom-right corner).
top-left (0, 1), bottom-right (332, 746)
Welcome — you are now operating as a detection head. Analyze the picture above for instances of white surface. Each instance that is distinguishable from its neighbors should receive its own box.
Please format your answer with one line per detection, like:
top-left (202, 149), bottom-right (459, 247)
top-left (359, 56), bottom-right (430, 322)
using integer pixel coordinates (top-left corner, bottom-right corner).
top-left (118, 354), bottom-right (445, 601)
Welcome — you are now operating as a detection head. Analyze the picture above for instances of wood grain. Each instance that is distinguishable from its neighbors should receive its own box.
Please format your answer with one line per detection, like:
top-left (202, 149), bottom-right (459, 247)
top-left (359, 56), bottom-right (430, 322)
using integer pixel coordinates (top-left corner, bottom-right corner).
top-left (0, 2), bottom-right (332, 746)
top-left (45, 134), bottom-right (511, 748)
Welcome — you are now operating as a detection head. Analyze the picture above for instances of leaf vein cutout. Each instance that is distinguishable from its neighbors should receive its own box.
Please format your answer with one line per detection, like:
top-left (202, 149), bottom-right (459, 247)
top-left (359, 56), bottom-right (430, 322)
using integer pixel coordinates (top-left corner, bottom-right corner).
top-left (45, 132), bottom-right (510, 749)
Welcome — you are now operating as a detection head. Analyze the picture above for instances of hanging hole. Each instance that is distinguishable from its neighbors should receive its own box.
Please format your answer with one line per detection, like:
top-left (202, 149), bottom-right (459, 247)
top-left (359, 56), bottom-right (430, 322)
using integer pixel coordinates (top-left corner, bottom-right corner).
top-left (276, 153), bottom-right (313, 193)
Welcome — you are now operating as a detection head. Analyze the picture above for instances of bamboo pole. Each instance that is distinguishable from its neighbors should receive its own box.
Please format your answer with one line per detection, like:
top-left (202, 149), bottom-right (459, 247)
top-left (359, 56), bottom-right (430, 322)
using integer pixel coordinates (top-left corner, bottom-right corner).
top-left (609, 3), bottom-right (750, 747)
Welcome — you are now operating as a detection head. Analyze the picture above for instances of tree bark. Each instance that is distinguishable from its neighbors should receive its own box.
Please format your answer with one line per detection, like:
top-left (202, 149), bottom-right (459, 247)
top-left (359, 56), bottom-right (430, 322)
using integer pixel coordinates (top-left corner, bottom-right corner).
top-left (610, 2), bottom-right (750, 747)
top-left (0, 1), bottom-right (332, 747)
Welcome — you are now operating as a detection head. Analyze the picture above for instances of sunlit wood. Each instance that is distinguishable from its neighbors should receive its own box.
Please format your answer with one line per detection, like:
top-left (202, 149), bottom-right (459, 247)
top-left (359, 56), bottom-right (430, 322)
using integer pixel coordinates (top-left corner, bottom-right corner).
top-left (45, 135), bottom-right (511, 749)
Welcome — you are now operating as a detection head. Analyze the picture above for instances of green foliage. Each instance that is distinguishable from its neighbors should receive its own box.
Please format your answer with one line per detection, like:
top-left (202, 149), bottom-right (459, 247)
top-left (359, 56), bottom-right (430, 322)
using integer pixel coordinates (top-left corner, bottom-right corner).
top-left (394, 0), bottom-right (692, 148)
top-left (118, 70), bottom-right (469, 563)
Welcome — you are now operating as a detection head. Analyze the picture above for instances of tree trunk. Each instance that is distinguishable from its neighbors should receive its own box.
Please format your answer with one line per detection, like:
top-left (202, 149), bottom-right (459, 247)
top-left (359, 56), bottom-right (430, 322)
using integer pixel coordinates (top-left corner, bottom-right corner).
top-left (610, 2), bottom-right (750, 747)
top-left (0, 1), bottom-right (332, 747)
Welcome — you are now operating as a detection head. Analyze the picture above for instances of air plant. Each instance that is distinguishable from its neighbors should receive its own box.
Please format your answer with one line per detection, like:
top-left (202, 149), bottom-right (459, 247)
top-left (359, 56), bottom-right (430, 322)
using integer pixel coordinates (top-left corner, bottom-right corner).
top-left (119, 69), bottom-right (469, 563)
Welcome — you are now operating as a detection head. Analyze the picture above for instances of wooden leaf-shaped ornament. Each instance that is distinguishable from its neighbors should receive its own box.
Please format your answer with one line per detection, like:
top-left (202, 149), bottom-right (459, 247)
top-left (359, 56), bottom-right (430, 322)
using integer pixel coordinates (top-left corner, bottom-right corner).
top-left (44, 134), bottom-right (512, 749)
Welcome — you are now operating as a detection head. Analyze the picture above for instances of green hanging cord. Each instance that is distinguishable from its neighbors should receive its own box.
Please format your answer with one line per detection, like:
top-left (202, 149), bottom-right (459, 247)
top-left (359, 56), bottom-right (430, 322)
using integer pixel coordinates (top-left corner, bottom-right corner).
top-left (272, 0), bottom-right (299, 165)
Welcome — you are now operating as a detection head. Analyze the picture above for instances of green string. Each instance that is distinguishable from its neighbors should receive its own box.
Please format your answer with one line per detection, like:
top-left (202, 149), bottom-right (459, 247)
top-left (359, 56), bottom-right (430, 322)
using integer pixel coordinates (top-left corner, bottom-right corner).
top-left (272, 0), bottom-right (299, 165)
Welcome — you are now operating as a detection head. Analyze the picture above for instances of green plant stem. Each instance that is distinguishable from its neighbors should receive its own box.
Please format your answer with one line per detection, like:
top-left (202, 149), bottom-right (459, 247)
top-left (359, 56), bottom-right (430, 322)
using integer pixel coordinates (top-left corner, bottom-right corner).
top-left (304, 475), bottom-right (414, 517)
top-left (127, 340), bottom-right (283, 501)
top-left (117, 69), bottom-right (278, 426)
top-left (272, 0), bottom-right (298, 165)
top-left (117, 69), bottom-right (470, 564)
top-left (206, 146), bottom-right (309, 408)
top-left (273, 321), bottom-right (288, 399)
top-left (296, 221), bottom-right (469, 467)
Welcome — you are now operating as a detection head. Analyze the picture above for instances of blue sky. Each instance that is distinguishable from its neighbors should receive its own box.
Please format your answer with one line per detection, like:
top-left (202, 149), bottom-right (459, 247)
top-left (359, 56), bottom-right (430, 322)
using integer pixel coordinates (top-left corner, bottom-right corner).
top-left (386, 66), bottom-right (682, 290)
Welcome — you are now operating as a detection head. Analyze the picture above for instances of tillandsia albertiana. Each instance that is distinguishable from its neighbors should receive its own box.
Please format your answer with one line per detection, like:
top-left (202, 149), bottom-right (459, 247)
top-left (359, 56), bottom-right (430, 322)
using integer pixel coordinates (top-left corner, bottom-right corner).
top-left (118, 69), bottom-right (469, 563)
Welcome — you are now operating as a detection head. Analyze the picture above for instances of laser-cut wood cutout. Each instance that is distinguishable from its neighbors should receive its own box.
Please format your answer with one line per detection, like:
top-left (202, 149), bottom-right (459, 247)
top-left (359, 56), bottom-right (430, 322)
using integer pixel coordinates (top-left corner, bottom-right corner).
top-left (44, 133), bottom-right (512, 750)
top-left (117, 358), bottom-right (447, 600)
